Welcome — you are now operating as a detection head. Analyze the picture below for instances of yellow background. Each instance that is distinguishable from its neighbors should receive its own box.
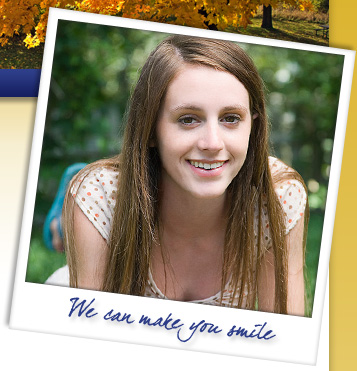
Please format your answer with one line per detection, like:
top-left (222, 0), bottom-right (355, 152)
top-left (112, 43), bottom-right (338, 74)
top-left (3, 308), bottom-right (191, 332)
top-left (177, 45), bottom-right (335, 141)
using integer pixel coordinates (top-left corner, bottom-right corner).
top-left (0, 1), bottom-right (356, 368)
top-left (330, 0), bottom-right (357, 368)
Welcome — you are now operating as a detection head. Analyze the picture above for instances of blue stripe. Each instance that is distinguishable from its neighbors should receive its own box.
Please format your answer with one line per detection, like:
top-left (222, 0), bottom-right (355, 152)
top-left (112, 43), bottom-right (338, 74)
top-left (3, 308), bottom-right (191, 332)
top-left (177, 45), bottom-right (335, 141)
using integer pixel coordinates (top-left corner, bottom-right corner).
top-left (0, 69), bottom-right (40, 97)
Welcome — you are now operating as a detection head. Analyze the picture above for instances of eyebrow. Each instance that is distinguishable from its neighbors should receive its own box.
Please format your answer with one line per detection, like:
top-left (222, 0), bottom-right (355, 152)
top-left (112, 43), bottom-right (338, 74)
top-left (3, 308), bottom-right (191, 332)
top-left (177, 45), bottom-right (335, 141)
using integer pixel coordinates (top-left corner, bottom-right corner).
top-left (172, 104), bottom-right (249, 114)
top-left (221, 105), bottom-right (249, 114)
top-left (172, 104), bottom-right (203, 112)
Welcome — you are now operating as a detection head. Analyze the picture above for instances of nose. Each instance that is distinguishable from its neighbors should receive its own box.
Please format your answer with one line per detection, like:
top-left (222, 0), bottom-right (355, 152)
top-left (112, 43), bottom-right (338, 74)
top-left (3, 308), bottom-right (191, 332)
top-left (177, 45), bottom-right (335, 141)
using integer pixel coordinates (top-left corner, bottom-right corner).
top-left (197, 122), bottom-right (224, 152)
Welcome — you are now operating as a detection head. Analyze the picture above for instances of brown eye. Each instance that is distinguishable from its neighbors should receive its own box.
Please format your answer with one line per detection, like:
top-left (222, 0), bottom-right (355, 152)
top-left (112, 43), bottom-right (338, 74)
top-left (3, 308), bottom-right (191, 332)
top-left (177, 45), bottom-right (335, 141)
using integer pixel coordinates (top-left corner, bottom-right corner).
top-left (178, 116), bottom-right (198, 126)
top-left (222, 115), bottom-right (241, 124)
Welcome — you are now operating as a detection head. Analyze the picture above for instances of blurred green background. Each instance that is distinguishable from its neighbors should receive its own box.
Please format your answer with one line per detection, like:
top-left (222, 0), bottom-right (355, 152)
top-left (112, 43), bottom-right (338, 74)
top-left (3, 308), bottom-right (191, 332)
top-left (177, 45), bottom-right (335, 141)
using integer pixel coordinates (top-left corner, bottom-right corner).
top-left (26, 20), bottom-right (344, 316)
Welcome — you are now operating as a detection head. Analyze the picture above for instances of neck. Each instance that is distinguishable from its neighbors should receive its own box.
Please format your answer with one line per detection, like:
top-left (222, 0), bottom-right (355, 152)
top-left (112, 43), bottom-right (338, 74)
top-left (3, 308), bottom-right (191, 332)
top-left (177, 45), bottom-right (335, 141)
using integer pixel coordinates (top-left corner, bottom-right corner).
top-left (152, 183), bottom-right (228, 300)
top-left (158, 187), bottom-right (228, 243)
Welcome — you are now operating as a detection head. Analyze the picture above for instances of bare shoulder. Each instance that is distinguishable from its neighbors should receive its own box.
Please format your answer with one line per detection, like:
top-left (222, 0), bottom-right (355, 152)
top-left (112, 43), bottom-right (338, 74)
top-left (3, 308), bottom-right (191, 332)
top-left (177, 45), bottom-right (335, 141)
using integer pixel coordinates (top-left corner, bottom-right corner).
top-left (73, 203), bottom-right (108, 290)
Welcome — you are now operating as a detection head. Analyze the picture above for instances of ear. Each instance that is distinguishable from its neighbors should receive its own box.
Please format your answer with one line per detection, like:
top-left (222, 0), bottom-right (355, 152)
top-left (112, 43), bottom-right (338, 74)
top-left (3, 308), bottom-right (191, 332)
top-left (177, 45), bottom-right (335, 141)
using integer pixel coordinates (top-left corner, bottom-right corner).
top-left (252, 112), bottom-right (259, 120)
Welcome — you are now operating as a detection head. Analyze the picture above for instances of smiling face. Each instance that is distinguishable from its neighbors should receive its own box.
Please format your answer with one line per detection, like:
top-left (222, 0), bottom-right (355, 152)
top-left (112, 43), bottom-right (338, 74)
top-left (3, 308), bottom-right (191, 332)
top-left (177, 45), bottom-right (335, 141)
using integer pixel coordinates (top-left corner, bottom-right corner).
top-left (156, 64), bottom-right (252, 201)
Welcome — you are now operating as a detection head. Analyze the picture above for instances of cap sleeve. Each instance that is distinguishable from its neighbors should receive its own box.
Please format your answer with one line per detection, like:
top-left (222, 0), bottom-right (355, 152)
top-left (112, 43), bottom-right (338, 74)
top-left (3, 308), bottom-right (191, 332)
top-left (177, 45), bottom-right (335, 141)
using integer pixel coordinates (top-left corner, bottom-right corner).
top-left (71, 167), bottom-right (118, 241)
top-left (276, 179), bottom-right (307, 234)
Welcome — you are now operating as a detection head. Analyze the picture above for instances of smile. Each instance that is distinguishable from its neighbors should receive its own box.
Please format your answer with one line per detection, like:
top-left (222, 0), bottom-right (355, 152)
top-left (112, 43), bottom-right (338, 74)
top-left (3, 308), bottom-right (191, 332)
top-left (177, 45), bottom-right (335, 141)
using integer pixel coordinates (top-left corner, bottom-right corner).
top-left (189, 160), bottom-right (226, 170)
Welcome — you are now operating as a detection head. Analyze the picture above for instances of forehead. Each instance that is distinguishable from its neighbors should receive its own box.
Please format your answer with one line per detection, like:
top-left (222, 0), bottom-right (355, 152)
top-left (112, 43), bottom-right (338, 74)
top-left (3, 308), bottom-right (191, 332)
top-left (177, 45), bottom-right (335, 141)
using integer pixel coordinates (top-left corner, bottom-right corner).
top-left (163, 64), bottom-right (250, 109)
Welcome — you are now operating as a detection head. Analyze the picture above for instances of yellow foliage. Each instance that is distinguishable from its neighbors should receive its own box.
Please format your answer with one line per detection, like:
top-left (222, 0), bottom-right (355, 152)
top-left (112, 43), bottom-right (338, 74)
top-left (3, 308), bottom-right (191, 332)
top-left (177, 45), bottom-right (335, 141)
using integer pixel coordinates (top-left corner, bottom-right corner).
top-left (24, 33), bottom-right (40, 48)
top-left (299, 0), bottom-right (314, 12)
top-left (0, 0), bottom-right (315, 48)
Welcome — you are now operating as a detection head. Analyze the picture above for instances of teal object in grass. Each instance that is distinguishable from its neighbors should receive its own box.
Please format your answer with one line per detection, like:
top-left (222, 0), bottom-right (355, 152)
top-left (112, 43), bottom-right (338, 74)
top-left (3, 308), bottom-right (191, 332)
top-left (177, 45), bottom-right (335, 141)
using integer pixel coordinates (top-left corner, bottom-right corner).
top-left (43, 163), bottom-right (87, 251)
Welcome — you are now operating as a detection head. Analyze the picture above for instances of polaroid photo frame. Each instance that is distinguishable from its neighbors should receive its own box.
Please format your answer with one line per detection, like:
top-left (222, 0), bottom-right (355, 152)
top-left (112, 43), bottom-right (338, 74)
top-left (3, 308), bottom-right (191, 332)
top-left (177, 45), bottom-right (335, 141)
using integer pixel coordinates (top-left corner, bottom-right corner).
top-left (10, 7), bottom-right (354, 365)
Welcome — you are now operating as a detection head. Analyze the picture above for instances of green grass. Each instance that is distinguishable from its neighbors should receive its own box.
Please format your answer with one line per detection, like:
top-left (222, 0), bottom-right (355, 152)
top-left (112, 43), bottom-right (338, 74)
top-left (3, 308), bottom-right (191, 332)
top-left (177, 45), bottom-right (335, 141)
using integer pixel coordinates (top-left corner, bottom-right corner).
top-left (226, 17), bottom-right (329, 46)
top-left (26, 236), bottom-right (67, 284)
top-left (305, 211), bottom-right (324, 316)
top-left (0, 35), bottom-right (44, 69)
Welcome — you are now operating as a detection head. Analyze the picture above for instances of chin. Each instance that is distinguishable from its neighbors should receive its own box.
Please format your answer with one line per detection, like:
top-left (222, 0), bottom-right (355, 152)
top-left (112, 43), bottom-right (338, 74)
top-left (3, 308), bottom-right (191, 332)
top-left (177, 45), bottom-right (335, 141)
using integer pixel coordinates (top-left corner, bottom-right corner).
top-left (189, 187), bottom-right (227, 200)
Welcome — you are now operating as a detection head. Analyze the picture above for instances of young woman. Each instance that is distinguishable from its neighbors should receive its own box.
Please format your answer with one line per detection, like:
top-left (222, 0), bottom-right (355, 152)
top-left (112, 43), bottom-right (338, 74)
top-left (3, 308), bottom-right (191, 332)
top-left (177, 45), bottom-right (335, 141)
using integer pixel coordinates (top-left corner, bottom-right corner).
top-left (53, 35), bottom-right (308, 316)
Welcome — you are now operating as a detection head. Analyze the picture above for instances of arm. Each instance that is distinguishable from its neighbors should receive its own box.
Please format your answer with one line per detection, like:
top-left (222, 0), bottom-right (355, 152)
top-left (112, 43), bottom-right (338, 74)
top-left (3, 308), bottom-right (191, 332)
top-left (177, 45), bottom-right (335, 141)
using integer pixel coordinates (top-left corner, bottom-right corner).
top-left (73, 204), bottom-right (109, 290)
top-left (258, 216), bottom-right (305, 316)
top-left (286, 215), bottom-right (305, 315)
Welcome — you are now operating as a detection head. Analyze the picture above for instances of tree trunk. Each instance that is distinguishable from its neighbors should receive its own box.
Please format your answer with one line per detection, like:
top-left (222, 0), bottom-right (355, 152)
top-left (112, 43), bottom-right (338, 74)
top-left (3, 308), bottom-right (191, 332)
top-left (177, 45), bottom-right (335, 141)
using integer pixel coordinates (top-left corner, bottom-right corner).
top-left (261, 5), bottom-right (273, 29)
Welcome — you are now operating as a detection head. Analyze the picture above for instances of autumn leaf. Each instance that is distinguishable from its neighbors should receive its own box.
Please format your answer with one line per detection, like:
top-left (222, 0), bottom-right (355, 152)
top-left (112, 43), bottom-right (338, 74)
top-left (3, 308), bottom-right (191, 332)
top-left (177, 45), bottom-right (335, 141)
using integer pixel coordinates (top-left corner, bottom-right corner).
top-left (0, 0), bottom-right (315, 48)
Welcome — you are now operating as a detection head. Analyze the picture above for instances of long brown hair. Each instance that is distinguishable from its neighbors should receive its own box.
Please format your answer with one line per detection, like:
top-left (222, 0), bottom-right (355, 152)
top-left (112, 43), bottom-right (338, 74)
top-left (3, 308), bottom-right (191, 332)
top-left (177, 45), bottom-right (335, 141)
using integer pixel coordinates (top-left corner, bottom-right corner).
top-left (63, 35), bottom-right (308, 314)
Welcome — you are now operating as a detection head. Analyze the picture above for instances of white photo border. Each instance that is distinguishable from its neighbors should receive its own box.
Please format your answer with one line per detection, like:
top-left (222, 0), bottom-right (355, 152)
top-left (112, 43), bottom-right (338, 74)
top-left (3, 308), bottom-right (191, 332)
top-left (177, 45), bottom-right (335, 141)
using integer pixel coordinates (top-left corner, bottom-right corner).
top-left (10, 7), bottom-right (355, 365)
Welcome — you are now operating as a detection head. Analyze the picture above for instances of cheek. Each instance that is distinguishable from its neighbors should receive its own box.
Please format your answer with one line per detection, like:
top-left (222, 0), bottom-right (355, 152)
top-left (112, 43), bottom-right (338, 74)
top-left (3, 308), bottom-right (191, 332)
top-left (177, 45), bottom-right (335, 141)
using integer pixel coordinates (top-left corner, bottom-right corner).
top-left (230, 131), bottom-right (251, 158)
top-left (156, 134), bottom-right (180, 166)
top-left (158, 142), bottom-right (186, 165)
top-left (156, 126), bottom-right (190, 160)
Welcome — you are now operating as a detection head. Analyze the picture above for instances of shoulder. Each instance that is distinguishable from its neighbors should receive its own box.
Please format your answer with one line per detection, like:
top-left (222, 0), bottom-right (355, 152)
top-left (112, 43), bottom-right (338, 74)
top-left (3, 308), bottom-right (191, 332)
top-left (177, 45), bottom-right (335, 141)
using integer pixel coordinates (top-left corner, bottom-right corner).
top-left (71, 164), bottom-right (119, 202)
top-left (71, 164), bottom-right (119, 241)
top-left (268, 157), bottom-right (307, 234)
top-left (269, 156), bottom-right (291, 176)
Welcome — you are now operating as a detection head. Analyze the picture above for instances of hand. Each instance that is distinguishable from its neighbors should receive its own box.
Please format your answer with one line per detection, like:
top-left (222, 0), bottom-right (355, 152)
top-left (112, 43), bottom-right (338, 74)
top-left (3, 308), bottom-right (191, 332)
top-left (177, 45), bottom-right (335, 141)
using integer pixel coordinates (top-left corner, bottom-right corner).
top-left (50, 218), bottom-right (64, 253)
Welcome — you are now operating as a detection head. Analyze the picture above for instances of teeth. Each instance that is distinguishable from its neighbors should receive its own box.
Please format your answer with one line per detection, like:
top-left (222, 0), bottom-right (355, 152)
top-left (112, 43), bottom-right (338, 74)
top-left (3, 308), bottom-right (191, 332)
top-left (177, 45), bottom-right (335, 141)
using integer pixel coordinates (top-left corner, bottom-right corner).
top-left (189, 161), bottom-right (225, 170)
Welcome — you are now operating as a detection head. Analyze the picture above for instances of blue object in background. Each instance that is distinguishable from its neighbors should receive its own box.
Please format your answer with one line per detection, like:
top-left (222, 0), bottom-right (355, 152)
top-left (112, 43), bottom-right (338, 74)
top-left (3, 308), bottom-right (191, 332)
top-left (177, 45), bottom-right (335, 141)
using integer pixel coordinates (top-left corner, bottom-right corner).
top-left (43, 163), bottom-right (87, 251)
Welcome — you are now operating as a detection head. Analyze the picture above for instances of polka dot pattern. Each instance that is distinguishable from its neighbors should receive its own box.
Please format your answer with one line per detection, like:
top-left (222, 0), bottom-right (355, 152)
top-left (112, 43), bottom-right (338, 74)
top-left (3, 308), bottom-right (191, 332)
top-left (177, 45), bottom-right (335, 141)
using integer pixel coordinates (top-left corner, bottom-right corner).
top-left (270, 157), bottom-right (307, 233)
top-left (71, 166), bottom-right (119, 241)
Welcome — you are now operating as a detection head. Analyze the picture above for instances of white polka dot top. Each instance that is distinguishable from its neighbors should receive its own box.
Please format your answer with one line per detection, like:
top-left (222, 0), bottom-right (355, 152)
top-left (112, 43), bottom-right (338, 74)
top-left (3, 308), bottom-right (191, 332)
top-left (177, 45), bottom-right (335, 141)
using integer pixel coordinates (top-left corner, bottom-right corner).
top-left (68, 156), bottom-right (307, 306)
